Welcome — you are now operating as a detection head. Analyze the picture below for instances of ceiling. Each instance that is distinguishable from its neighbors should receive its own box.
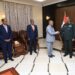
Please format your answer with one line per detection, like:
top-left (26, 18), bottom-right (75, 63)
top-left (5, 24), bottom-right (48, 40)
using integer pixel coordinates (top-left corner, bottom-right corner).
top-left (3, 0), bottom-right (67, 6)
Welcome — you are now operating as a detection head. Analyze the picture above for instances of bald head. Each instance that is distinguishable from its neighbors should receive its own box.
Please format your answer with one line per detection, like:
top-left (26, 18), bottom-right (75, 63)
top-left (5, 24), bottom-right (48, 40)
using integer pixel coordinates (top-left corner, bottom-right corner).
top-left (49, 20), bottom-right (54, 26)
top-left (30, 19), bottom-right (34, 25)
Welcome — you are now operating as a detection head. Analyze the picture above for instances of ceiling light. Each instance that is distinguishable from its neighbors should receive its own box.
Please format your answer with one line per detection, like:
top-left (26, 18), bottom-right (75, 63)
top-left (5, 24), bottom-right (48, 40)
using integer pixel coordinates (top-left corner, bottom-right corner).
top-left (34, 0), bottom-right (46, 2)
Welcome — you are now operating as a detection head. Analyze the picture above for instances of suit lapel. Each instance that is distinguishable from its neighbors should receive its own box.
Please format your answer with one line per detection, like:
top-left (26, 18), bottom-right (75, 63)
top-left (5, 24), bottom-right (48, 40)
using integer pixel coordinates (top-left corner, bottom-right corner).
top-left (30, 25), bottom-right (35, 32)
top-left (31, 25), bottom-right (36, 32)
top-left (1, 24), bottom-right (9, 33)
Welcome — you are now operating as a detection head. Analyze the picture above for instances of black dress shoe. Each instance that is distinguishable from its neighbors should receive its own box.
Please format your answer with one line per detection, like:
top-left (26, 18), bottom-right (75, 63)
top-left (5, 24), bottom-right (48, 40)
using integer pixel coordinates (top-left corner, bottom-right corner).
top-left (51, 55), bottom-right (55, 57)
top-left (9, 58), bottom-right (14, 61)
top-left (34, 51), bottom-right (37, 53)
top-left (64, 54), bottom-right (68, 57)
top-left (5, 61), bottom-right (7, 63)
top-left (70, 55), bottom-right (72, 58)
top-left (49, 55), bottom-right (55, 58)
top-left (30, 53), bottom-right (32, 55)
top-left (52, 55), bottom-right (55, 57)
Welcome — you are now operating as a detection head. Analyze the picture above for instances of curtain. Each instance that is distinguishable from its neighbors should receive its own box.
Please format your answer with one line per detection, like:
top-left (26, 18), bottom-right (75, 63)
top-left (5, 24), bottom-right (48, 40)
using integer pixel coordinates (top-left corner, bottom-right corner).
top-left (4, 1), bottom-right (32, 31)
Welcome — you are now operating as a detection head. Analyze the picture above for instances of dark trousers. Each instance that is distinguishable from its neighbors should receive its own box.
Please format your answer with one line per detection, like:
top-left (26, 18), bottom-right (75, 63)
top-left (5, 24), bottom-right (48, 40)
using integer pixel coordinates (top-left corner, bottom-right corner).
top-left (61, 38), bottom-right (65, 50)
top-left (29, 39), bottom-right (37, 54)
top-left (64, 40), bottom-right (73, 56)
top-left (1, 42), bottom-right (12, 62)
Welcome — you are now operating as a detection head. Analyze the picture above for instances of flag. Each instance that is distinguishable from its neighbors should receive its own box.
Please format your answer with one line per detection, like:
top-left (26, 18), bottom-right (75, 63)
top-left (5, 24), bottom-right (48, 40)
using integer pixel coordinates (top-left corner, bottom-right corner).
top-left (61, 12), bottom-right (67, 28)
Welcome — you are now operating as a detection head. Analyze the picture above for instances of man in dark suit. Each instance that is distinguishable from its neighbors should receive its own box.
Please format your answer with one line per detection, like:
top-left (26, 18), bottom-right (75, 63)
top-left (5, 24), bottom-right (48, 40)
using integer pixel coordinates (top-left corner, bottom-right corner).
top-left (0, 18), bottom-right (14, 63)
top-left (27, 19), bottom-right (38, 55)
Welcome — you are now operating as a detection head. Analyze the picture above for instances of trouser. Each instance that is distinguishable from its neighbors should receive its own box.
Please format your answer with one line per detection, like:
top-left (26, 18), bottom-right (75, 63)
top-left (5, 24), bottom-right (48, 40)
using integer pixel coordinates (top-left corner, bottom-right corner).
top-left (47, 42), bottom-right (53, 56)
top-left (64, 40), bottom-right (73, 56)
top-left (1, 42), bottom-right (12, 62)
top-left (62, 38), bottom-right (65, 50)
top-left (29, 39), bottom-right (37, 54)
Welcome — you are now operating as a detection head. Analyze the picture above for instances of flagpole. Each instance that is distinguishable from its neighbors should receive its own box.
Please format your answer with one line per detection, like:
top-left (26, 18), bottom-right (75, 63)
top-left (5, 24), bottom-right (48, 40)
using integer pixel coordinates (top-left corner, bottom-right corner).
top-left (64, 11), bottom-right (66, 16)
top-left (59, 11), bottom-right (67, 49)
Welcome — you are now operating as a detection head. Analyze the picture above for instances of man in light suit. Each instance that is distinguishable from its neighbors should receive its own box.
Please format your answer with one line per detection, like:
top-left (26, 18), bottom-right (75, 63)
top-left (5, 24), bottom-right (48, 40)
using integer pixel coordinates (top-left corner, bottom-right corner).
top-left (46, 20), bottom-right (59, 57)
top-left (27, 19), bottom-right (38, 55)
top-left (0, 18), bottom-right (14, 63)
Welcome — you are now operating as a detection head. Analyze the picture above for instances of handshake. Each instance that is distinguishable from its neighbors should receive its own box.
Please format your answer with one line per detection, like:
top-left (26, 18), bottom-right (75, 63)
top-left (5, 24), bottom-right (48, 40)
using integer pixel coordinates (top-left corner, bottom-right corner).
top-left (55, 31), bottom-right (60, 34)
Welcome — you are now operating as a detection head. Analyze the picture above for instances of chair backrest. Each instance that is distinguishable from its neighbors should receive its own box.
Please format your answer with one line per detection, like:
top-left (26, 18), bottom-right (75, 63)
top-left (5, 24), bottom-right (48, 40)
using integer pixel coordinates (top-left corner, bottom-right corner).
top-left (12, 31), bottom-right (19, 41)
top-left (19, 30), bottom-right (28, 43)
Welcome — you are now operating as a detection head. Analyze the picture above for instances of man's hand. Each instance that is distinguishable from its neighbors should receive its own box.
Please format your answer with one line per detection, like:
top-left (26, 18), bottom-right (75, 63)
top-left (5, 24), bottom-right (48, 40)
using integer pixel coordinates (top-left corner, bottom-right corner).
top-left (56, 31), bottom-right (60, 34)
top-left (4, 39), bottom-right (11, 42)
top-left (28, 38), bottom-right (30, 40)
top-left (72, 39), bottom-right (75, 41)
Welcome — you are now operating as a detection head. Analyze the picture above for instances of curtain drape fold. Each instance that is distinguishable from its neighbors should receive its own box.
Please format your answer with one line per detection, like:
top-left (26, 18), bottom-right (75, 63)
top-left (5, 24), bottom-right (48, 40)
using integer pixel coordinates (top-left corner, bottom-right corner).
top-left (4, 1), bottom-right (32, 31)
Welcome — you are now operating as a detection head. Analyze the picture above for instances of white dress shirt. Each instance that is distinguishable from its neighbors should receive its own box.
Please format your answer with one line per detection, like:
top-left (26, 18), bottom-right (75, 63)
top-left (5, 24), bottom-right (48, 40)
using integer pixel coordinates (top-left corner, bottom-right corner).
top-left (3, 24), bottom-right (8, 33)
top-left (31, 25), bottom-right (35, 31)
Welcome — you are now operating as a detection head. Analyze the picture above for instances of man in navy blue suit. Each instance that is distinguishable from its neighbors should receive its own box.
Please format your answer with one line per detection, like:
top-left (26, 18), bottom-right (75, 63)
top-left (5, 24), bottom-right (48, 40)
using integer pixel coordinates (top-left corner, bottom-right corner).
top-left (0, 18), bottom-right (14, 63)
top-left (27, 19), bottom-right (38, 55)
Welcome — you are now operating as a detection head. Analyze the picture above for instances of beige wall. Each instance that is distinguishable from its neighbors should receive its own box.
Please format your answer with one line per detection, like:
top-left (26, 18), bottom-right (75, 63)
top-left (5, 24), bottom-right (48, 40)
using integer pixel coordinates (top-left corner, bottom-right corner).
top-left (32, 6), bottom-right (43, 37)
top-left (0, 2), bottom-right (5, 24)
top-left (0, 1), bottom-right (43, 37)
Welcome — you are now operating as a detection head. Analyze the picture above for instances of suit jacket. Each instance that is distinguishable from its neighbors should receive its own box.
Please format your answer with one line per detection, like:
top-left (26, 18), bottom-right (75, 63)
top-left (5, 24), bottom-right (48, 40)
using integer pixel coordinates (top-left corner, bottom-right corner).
top-left (46, 25), bottom-right (57, 42)
top-left (27, 25), bottom-right (38, 40)
top-left (0, 24), bottom-right (12, 43)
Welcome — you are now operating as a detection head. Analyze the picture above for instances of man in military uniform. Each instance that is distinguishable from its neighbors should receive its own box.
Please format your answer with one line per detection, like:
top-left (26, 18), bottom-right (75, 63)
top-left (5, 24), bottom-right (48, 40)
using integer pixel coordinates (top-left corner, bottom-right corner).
top-left (61, 17), bottom-right (75, 58)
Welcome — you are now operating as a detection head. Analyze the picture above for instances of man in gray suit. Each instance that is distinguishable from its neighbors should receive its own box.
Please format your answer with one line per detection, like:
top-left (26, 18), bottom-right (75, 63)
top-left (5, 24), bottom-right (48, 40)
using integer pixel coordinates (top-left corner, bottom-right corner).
top-left (46, 20), bottom-right (59, 57)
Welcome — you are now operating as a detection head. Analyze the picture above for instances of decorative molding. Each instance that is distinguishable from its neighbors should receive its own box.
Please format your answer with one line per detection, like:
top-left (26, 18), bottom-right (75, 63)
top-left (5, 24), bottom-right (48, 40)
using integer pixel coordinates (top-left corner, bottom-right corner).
top-left (43, 0), bottom-right (66, 6)
top-left (1, 0), bottom-right (67, 7)
top-left (3, 0), bottom-right (42, 7)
